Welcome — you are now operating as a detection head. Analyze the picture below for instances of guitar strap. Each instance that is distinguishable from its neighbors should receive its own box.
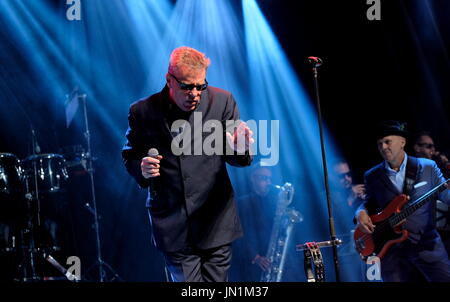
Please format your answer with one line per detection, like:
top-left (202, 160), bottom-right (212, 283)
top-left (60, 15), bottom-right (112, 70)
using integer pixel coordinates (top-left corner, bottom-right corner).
top-left (401, 156), bottom-right (420, 241)
top-left (403, 156), bottom-right (418, 196)
top-left (403, 156), bottom-right (437, 229)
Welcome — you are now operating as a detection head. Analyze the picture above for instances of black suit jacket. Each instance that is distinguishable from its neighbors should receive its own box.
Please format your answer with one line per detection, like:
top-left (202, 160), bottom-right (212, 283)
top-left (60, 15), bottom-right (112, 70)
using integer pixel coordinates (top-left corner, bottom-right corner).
top-left (122, 85), bottom-right (252, 252)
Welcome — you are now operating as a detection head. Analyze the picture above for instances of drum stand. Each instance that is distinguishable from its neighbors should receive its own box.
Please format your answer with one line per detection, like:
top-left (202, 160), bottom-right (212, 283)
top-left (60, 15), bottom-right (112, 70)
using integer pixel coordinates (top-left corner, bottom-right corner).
top-left (79, 94), bottom-right (123, 282)
top-left (17, 127), bottom-right (43, 281)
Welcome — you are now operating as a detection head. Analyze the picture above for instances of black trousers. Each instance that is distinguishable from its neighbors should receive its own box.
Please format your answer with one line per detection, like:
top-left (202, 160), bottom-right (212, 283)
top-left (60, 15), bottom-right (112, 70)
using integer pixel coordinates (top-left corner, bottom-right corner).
top-left (163, 244), bottom-right (232, 282)
top-left (381, 237), bottom-right (450, 282)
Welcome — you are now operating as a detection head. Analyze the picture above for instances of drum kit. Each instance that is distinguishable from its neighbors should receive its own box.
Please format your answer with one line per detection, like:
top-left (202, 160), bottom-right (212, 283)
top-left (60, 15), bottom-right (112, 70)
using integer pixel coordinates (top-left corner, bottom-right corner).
top-left (0, 150), bottom-right (84, 281)
top-left (1, 90), bottom-right (122, 282)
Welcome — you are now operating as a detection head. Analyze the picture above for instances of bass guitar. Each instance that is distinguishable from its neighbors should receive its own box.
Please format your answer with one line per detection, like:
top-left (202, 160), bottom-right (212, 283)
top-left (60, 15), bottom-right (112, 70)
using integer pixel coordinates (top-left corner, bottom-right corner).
top-left (354, 179), bottom-right (449, 260)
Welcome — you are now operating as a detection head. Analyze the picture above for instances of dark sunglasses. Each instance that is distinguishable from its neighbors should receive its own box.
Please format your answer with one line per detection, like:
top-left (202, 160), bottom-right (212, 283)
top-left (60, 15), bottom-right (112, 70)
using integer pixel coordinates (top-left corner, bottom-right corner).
top-left (417, 143), bottom-right (435, 149)
top-left (338, 172), bottom-right (352, 179)
top-left (169, 72), bottom-right (208, 91)
top-left (254, 175), bottom-right (271, 182)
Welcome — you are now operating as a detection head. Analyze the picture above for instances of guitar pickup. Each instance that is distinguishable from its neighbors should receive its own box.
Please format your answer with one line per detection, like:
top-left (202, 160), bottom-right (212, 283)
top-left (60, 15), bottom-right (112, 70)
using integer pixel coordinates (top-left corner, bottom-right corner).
top-left (355, 238), bottom-right (365, 251)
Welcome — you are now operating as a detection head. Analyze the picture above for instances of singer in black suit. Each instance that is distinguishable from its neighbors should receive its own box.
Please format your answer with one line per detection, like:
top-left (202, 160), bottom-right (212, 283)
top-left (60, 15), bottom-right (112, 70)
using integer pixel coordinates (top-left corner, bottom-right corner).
top-left (122, 46), bottom-right (253, 282)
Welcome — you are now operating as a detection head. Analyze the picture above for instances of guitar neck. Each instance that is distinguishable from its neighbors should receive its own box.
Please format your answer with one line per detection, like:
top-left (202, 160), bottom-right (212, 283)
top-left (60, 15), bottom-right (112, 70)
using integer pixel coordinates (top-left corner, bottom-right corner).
top-left (390, 180), bottom-right (449, 226)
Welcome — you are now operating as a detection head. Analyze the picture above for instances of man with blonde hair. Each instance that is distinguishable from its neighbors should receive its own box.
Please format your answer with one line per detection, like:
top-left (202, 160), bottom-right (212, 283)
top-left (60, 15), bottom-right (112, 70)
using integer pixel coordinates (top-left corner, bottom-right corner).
top-left (122, 46), bottom-right (253, 282)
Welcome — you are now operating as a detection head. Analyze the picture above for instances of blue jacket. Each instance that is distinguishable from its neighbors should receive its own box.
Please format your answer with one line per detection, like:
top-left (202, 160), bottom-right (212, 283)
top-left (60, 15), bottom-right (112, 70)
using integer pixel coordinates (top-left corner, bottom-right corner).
top-left (360, 155), bottom-right (450, 244)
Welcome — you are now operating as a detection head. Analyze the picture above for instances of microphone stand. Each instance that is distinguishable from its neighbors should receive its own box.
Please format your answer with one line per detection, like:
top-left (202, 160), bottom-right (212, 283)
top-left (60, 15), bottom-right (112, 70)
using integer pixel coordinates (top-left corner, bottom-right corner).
top-left (308, 57), bottom-right (341, 282)
top-left (80, 93), bottom-right (123, 282)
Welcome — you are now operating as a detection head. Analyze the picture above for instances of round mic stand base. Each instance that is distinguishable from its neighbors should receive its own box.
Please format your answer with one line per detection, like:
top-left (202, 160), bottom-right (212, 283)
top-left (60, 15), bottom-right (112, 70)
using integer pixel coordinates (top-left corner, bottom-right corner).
top-left (83, 259), bottom-right (124, 282)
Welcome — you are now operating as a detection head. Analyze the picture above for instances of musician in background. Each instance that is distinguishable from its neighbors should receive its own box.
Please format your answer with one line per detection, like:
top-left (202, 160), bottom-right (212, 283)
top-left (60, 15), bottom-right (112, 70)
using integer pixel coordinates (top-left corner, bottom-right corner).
top-left (330, 159), bottom-right (367, 281)
top-left (356, 120), bottom-right (450, 282)
top-left (230, 162), bottom-right (278, 281)
top-left (412, 131), bottom-right (450, 257)
top-left (412, 131), bottom-right (450, 179)
top-left (331, 159), bottom-right (366, 213)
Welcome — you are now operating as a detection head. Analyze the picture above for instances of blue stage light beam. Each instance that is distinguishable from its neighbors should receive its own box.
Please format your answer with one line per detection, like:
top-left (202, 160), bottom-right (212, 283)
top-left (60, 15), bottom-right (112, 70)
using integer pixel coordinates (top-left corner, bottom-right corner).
top-left (122, 0), bottom-right (175, 94)
top-left (0, 0), bottom-right (177, 205)
top-left (243, 0), bottom-right (337, 213)
top-left (242, 0), bottom-right (356, 281)
top-left (0, 0), bottom-right (178, 144)
top-left (0, 1), bottom-right (68, 101)
top-left (0, 0), bottom-right (119, 139)
top-left (162, 0), bottom-right (248, 99)
top-left (404, 0), bottom-right (450, 131)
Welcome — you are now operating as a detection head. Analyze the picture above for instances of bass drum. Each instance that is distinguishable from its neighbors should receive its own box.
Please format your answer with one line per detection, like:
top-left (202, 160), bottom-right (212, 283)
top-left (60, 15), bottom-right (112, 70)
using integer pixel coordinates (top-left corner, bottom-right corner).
top-left (22, 154), bottom-right (69, 194)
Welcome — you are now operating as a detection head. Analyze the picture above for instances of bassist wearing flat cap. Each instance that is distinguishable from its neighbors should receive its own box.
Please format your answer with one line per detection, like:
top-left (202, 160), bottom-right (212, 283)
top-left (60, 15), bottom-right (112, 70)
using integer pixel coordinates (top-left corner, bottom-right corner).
top-left (355, 120), bottom-right (450, 282)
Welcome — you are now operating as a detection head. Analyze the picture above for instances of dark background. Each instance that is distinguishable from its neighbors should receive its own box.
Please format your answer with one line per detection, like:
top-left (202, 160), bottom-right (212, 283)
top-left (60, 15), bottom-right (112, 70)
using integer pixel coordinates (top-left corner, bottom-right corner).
top-left (257, 0), bottom-right (450, 181)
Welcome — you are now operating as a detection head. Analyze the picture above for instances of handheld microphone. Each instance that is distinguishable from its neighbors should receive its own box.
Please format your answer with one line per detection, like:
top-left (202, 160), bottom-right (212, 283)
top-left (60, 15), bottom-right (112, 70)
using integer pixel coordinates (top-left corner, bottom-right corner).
top-left (148, 148), bottom-right (159, 158)
top-left (147, 148), bottom-right (159, 200)
top-left (308, 56), bottom-right (323, 67)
